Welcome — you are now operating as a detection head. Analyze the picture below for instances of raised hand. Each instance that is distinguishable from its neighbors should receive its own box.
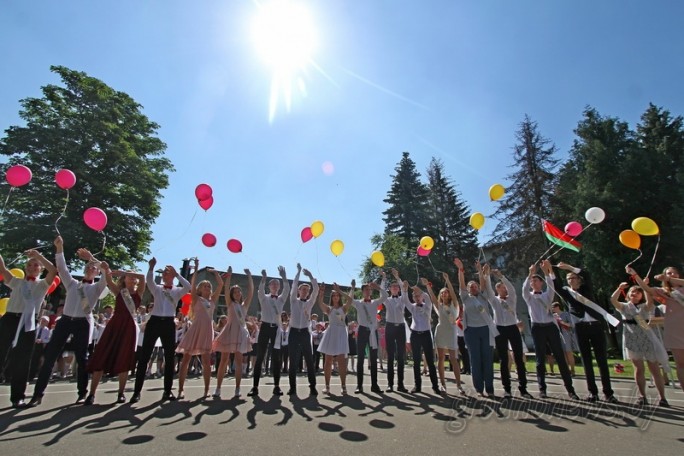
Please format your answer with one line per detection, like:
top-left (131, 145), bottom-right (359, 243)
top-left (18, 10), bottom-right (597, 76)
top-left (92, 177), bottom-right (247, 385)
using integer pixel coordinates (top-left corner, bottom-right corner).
top-left (453, 258), bottom-right (464, 270)
top-left (149, 257), bottom-right (157, 269)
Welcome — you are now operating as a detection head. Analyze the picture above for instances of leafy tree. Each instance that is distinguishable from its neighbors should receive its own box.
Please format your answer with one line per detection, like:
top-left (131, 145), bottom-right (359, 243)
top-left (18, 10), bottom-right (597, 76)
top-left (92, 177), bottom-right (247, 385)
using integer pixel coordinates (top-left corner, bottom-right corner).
top-left (488, 116), bottom-right (560, 275)
top-left (424, 157), bottom-right (478, 280)
top-left (0, 65), bottom-right (173, 267)
top-left (360, 233), bottom-right (415, 284)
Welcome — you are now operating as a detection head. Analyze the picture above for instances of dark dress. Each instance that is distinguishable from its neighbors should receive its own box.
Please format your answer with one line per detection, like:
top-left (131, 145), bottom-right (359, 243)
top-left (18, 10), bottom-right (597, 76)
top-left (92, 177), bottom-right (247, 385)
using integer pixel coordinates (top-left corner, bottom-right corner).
top-left (87, 291), bottom-right (141, 375)
top-left (348, 329), bottom-right (358, 356)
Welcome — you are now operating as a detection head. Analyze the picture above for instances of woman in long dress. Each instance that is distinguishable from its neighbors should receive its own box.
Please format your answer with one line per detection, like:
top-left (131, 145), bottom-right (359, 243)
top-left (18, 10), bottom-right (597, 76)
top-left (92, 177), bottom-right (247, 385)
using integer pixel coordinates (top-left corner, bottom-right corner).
top-left (212, 267), bottom-right (253, 398)
top-left (631, 266), bottom-right (684, 394)
top-left (425, 272), bottom-right (465, 394)
top-left (86, 265), bottom-right (145, 405)
top-left (611, 276), bottom-right (668, 406)
top-left (317, 283), bottom-right (352, 394)
top-left (176, 260), bottom-right (223, 399)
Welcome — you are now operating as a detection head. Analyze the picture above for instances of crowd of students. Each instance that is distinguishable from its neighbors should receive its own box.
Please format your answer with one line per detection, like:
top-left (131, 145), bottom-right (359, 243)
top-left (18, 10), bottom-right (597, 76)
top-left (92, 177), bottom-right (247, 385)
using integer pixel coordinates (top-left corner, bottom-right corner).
top-left (0, 237), bottom-right (682, 411)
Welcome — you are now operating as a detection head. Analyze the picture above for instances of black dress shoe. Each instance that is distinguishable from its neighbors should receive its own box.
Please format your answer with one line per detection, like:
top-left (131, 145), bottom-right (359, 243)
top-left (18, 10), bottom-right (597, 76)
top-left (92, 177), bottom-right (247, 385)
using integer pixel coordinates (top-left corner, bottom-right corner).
top-left (162, 391), bottom-right (177, 401)
top-left (410, 387), bottom-right (421, 394)
top-left (287, 388), bottom-right (296, 396)
top-left (432, 387), bottom-right (442, 395)
top-left (76, 392), bottom-right (88, 404)
top-left (273, 386), bottom-right (283, 396)
top-left (27, 396), bottom-right (42, 407)
top-left (247, 387), bottom-right (259, 397)
top-left (309, 387), bottom-right (318, 397)
top-left (11, 400), bottom-right (27, 409)
top-left (129, 394), bottom-right (140, 404)
top-left (116, 393), bottom-right (126, 404)
top-left (354, 387), bottom-right (363, 394)
top-left (385, 386), bottom-right (394, 393)
top-left (370, 385), bottom-right (383, 394)
top-left (397, 386), bottom-right (409, 393)
top-left (84, 394), bottom-right (95, 406)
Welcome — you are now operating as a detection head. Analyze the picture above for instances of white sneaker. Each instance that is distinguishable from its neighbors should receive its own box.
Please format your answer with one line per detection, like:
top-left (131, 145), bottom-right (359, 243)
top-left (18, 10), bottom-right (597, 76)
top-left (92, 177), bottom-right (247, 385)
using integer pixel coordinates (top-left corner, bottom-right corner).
top-left (212, 388), bottom-right (221, 398)
top-left (323, 386), bottom-right (330, 394)
top-left (234, 387), bottom-right (241, 397)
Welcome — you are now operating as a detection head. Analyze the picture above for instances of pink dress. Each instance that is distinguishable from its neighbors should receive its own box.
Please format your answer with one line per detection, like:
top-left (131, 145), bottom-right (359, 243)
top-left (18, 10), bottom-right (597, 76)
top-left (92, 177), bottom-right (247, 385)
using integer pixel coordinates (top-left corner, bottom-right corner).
top-left (176, 297), bottom-right (214, 355)
top-left (213, 301), bottom-right (251, 353)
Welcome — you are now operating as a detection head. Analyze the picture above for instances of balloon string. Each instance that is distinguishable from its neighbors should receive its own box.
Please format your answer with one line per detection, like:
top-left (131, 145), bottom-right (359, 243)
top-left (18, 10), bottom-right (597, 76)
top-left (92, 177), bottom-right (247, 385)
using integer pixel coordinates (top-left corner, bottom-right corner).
top-left (644, 234), bottom-right (661, 279)
top-left (335, 257), bottom-right (354, 281)
top-left (154, 208), bottom-right (197, 255)
top-left (6, 243), bottom-right (51, 267)
top-left (625, 249), bottom-right (643, 269)
top-left (93, 232), bottom-right (107, 256)
top-left (54, 189), bottom-right (70, 236)
top-left (0, 187), bottom-right (14, 219)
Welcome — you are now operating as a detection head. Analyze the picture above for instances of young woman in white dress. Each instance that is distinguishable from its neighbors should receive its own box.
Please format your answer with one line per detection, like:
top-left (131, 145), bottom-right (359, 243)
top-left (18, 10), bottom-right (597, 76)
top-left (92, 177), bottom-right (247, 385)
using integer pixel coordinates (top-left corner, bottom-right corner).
top-left (316, 283), bottom-right (352, 394)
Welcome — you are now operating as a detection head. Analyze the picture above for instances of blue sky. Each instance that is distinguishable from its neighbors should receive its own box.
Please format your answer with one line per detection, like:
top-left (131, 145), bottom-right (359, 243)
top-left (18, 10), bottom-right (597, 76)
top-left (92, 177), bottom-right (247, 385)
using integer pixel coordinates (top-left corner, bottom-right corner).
top-left (1, 1), bottom-right (683, 284)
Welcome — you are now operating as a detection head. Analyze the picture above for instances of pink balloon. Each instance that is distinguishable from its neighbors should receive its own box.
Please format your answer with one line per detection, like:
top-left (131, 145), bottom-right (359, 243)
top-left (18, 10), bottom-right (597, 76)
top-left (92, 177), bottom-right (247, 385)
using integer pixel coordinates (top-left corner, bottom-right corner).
top-left (227, 238), bottom-right (242, 253)
top-left (202, 233), bottom-right (217, 247)
top-left (83, 207), bottom-right (107, 231)
top-left (195, 183), bottom-right (212, 201)
top-left (564, 221), bottom-right (583, 238)
top-left (198, 196), bottom-right (214, 211)
top-left (5, 165), bottom-right (32, 187)
top-left (55, 169), bottom-right (76, 190)
top-left (417, 245), bottom-right (431, 257)
top-left (301, 227), bottom-right (313, 243)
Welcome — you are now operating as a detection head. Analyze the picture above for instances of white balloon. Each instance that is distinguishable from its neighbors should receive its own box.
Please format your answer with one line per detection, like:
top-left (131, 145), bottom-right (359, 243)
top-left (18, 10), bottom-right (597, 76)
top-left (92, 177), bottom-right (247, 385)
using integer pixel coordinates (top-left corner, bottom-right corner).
top-left (585, 207), bottom-right (606, 224)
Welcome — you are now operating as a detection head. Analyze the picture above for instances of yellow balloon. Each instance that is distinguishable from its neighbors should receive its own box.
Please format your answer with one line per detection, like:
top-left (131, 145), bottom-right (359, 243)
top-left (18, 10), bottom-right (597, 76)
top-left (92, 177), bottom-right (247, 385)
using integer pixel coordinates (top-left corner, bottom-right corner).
top-left (470, 212), bottom-right (485, 230)
top-left (0, 297), bottom-right (8, 315)
top-left (9, 268), bottom-right (25, 279)
top-left (631, 217), bottom-right (659, 236)
top-left (420, 236), bottom-right (435, 250)
top-left (370, 251), bottom-right (385, 267)
top-left (619, 229), bottom-right (641, 250)
top-left (330, 239), bottom-right (344, 256)
top-left (489, 184), bottom-right (505, 201)
top-left (310, 220), bottom-right (325, 238)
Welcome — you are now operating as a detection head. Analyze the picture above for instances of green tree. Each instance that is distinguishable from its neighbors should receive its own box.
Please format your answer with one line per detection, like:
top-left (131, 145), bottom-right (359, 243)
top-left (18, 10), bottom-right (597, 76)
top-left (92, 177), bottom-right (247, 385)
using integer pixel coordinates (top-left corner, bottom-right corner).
top-left (382, 151), bottom-right (430, 253)
top-left (0, 65), bottom-right (173, 267)
top-left (360, 233), bottom-right (415, 284)
top-left (424, 157), bottom-right (478, 280)
top-left (488, 116), bottom-right (560, 275)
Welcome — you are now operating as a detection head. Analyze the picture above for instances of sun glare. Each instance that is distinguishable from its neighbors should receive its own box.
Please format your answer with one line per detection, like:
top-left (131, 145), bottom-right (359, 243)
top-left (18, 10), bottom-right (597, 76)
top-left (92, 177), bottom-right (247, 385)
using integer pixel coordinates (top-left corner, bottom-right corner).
top-left (251, 1), bottom-right (318, 122)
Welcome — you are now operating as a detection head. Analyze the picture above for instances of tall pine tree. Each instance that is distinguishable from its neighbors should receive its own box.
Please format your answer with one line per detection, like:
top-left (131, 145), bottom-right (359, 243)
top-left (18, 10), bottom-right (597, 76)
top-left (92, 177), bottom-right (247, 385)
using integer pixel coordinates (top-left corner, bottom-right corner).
top-left (489, 115), bottom-right (560, 275)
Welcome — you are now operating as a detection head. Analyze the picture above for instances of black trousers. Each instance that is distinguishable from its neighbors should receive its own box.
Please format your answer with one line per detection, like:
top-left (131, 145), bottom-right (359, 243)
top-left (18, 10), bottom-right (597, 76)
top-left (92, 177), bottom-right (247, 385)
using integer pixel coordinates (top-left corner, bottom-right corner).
top-left (288, 328), bottom-right (316, 389)
top-left (410, 330), bottom-right (438, 389)
top-left (495, 324), bottom-right (527, 392)
top-left (531, 323), bottom-right (574, 393)
top-left (252, 323), bottom-right (281, 388)
top-left (0, 313), bottom-right (35, 403)
top-left (385, 323), bottom-right (406, 388)
top-left (458, 335), bottom-right (470, 372)
top-left (34, 316), bottom-right (90, 398)
top-left (134, 316), bottom-right (176, 395)
top-left (575, 321), bottom-right (613, 397)
top-left (29, 343), bottom-right (45, 380)
top-left (356, 326), bottom-right (379, 388)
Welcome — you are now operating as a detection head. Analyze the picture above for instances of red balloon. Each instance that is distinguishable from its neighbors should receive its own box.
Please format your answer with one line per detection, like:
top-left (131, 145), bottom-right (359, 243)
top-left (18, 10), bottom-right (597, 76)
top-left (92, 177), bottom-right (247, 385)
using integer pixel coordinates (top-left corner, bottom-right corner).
top-left (564, 221), bottom-right (583, 237)
top-left (83, 207), bottom-right (107, 231)
top-left (202, 233), bottom-right (217, 247)
top-left (181, 301), bottom-right (190, 316)
top-left (55, 169), bottom-right (76, 190)
top-left (417, 245), bottom-right (430, 256)
top-left (6, 165), bottom-right (32, 187)
top-left (195, 183), bottom-right (213, 201)
top-left (227, 238), bottom-right (243, 253)
top-left (300, 227), bottom-right (313, 243)
top-left (198, 196), bottom-right (214, 211)
top-left (181, 293), bottom-right (192, 305)
top-left (47, 276), bottom-right (61, 295)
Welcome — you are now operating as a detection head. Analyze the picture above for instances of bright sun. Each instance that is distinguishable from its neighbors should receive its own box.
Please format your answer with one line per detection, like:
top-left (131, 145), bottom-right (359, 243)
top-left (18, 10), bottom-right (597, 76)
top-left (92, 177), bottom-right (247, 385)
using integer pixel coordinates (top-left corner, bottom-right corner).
top-left (251, 1), bottom-right (318, 122)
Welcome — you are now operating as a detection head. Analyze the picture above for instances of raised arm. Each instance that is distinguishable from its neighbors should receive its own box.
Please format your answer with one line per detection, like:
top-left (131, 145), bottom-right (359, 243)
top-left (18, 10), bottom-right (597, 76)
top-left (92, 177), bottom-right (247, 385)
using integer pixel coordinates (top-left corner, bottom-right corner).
top-left (100, 262), bottom-right (118, 294)
top-left (626, 266), bottom-right (658, 297)
top-left (336, 283), bottom-right (353, 313)
top-left (210, 269), bottom-right (224, 304)
top-left (27, 249), bottom-right (57, 284)
top-left (453, 258), bottom-right (466, 290)
top-left (242, 269), bottom-right (254, 310)
top-left (303, 267), bottom-right (318, 301)
top-left (0, 254), bottom-right (12, 283)
top-left (317, 283), bottom-right (331, 315)
top-left (223, 266), bottom-right (233, 298)
top-left (291, 263), bottom-right (301, 302)
top-left (541, 260), bottom-right (555, 293)
top-left (278, 266), bottom-right (290, 298)
top-left (190, 258), bottom-right (200, 296)
top-left (423, 277), bottom-right (439, 313)
top-left (53, 236), bottom-right (73, 283)
top-left (610, 282), bottom-right (628, 312)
